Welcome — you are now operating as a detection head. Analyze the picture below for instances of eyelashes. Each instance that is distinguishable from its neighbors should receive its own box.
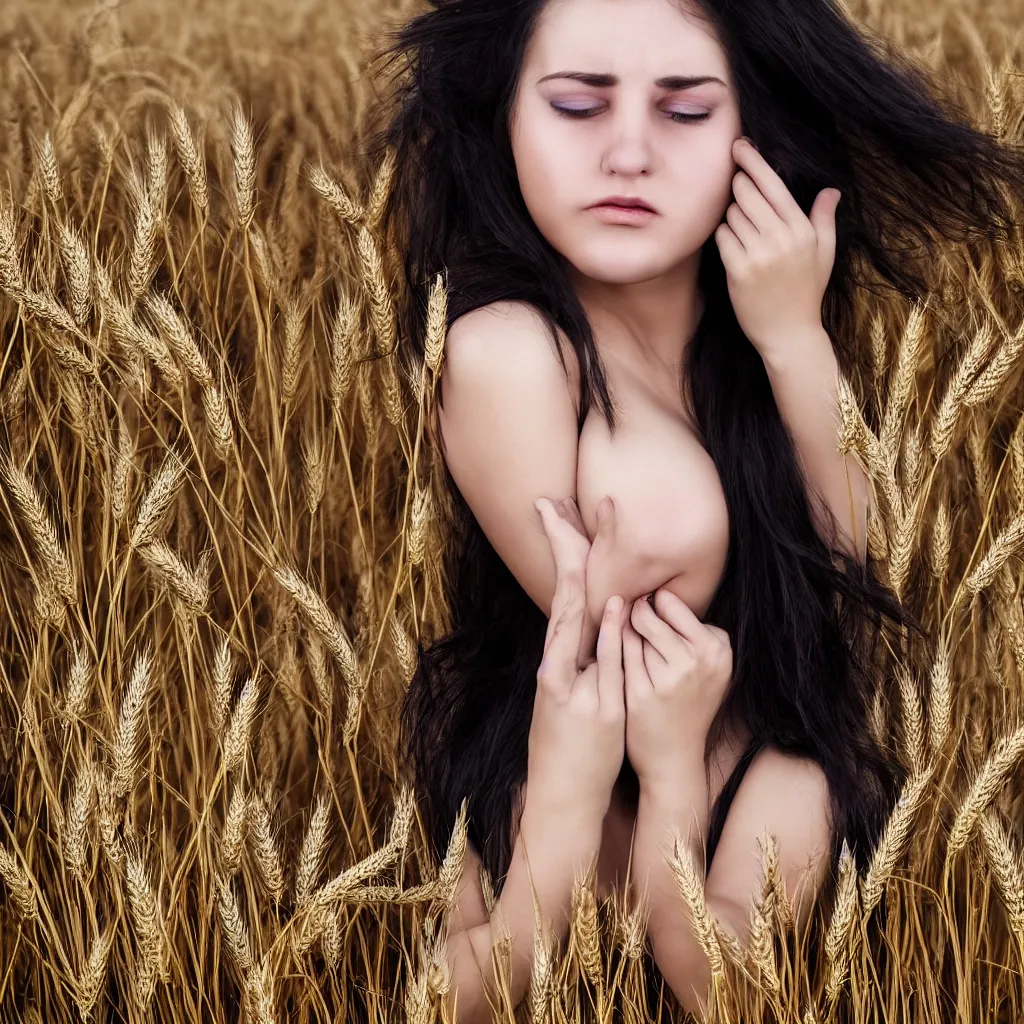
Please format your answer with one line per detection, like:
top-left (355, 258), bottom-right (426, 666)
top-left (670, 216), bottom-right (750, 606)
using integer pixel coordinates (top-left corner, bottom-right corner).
top-left (551, 104), bottom-right (711, 125)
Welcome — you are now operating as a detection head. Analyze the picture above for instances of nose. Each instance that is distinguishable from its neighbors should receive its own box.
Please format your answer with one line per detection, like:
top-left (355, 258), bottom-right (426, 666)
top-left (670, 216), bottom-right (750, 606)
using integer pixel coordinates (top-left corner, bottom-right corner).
top-left (601, 99), bottom-right (655, 177)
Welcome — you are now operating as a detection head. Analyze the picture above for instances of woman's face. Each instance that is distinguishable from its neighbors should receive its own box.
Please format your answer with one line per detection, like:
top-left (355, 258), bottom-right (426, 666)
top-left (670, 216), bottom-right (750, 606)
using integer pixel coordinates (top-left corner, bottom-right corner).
top-left (509, 0), bottom-right (743, 284)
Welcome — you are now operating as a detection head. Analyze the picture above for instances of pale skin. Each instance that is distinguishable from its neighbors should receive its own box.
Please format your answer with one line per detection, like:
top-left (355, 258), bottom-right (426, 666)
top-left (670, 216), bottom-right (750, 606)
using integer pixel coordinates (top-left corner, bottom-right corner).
top-left (435, 0), bottom-right (866, 1017)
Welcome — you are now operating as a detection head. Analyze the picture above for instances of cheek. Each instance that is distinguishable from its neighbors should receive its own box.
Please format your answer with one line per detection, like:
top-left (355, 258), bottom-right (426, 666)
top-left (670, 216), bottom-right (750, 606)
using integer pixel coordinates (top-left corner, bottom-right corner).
top-left (511, 113), bottom-right (571, 227)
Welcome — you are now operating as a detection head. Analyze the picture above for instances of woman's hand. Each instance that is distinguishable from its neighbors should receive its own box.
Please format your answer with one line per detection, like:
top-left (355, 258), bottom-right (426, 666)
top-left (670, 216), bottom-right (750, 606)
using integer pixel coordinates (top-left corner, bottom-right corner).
top-left (533, 494), bottom-right (616, 665)
top-left (715, 136), bottom-right (840, 358)
top-left (530, 496), bottom-right (632, 822)
top-left (623, 587), bottom-right (733, 796)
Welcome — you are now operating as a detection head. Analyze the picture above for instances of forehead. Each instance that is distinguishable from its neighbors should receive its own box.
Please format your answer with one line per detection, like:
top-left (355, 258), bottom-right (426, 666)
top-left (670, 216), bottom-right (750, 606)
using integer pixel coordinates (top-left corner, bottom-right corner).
top-left (525, 0), bottom-right (729, 80)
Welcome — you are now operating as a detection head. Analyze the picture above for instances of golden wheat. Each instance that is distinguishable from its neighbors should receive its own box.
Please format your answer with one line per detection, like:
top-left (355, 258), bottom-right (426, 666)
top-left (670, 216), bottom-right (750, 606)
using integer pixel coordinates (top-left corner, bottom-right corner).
top-left (861, 769), bottom-right (931, 917)
top-left (668, 836), bottom-right (724, 977)
top-left (948, 722), bottom-right (1024, 859)
top-left (111, 643), bottom-right (154, 799)
top-left (0, 1), bottom-right (1021, 1019)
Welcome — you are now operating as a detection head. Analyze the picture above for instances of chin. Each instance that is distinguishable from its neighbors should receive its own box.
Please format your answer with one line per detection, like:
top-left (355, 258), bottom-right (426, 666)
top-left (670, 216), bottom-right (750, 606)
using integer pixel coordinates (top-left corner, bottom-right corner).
top-left (568, 252), bottom-right (685, 285)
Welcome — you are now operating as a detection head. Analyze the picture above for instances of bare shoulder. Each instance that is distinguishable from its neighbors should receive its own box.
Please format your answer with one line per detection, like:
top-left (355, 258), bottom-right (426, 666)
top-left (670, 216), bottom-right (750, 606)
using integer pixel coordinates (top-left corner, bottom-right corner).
top-left (444, 299), bottom-right (581, 417)
top-left (738, 747), bottom-right (831, 846)
top-left (746, 746), bottom-right (830, 800)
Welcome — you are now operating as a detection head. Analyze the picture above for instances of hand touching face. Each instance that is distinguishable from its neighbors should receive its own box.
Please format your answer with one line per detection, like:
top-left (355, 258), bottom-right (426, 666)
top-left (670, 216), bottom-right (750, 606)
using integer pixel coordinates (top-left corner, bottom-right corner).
top-left (716, 137), bottom-right (841, 352)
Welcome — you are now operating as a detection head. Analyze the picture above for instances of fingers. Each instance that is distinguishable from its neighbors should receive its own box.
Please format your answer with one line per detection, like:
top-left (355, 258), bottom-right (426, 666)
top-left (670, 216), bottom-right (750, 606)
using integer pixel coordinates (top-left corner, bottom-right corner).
top-left (594, 595), bottom-right (628, 713)
top-left (630, 595), bottom-right (679, 660)
top-left (537, 498), bottom-right (586, 653)
top-left (622, 618), bottom-right (650, 701)
top-left (649, 588), bottom-right (705, 644)
top-left (595, 494), bottom-right (616, 540)
top-left (537, 499), bottom-right (587, 685)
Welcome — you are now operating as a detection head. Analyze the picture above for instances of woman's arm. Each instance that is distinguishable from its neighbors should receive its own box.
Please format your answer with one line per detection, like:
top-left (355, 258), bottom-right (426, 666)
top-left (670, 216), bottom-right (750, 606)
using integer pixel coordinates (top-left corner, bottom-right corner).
top-left (442, 796), bottom-right (603, 1024)
top-left (631, 746), bottom-right (832, 1016)
top-left (759, 326), bottom-right (869, 566)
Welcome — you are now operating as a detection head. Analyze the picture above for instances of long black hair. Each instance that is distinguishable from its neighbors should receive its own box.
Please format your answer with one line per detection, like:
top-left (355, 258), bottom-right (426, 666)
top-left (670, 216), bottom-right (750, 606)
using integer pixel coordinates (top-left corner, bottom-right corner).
top-left (360, 0), bottom-right (1024, 900)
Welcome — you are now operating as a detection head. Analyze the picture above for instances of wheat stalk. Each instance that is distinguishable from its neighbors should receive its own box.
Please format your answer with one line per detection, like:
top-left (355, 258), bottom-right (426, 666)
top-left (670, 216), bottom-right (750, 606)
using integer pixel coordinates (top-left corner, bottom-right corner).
top-left (95, 770), bottom-right (124, 867)
top-left (63, 762), bottom-right (95, 880)
top-left (37, 131), bottom-right (63, 204)
top-left (97, 265), bottom-right (183, 390)
top-left (202, 382), bottom-right (235, 459)
top-left (247, 952), bottom-right (279, 1024)
top-left (528, 916), bottom-right (554, 1024)
top-left (280, 296), bottom-right (304, 402)
top-left (74, 926), bottom-right (114, 1022)
top-left (230, 103), bottom-right (256, 229)
top-left (223, 673), bottom-right (260, 774)
top-left (927, 636), bottom-right (952, 757)
top-left (824, 838), bottom-right (859, 1004)
top-left (127, 173), bottom-right (159, 300)
top-left (301, 428), bottom-right (325, 515)
top-left (249, 791), bottom-right (285, 903)
top-left (424, 272), bottom-right (448, 377)
top-left (220, 783), bottom-right (249, 876)
top-left (62, 640), bottom-right (92, 723)
top-left (146, 124), bottom-right (169, 223)
top-left (435, 799), bottom-right (469, 908)
top-left (668, 835), bottom-right (724, 977)
top-left (145, 291), bottom-right (214, 386)
top-left (948, 722), bottom-right (1024, 858)
top-left (929, 500), bottom-right (952, 578)
top-left (112, 643), bottom-right (154, 798)
top-left (216, 874), bottom-right (256, 975)
top-left (569, 872), bottom-right (603, 991)
top-left (211, 634), bottom-right (234, 733)
top-left (308, 788), bottom-right (415, 913)
top-left (408, 484), bottom-right (432, 568)
top-left (140, 540), bottom-right (211, 611)
top-left (168, 103), bottom-right (209, 215)
top-left (295, 794), bottom-right (331, 909)
top-left (0, 191), bottom-right (25, 292)
top-left (880, 299), bottom-right (927, 457)
top-left (896, 664), bottom-right (926, 770)
top-left (308, 162), bottom-right (363, 223)
top-left (964, 509), bottom-right (1024, 594)
top-left (329, 290), bottom-right (358, 407)
top-left (388, 610), bottom-right (417, 685)
top-left (306, 632), bottom-right (333, 714)
top-left (365, 147), bottom-right (396, 228)
top-left (930, 319), bottom-right (996, 462)
top-left (861, 769), bottom-right (930, 917)
top-left (0, 843), bottom-right (37, 921)
top-left (964, 319), bottom-right (1024, 405)
top-left (55, 219), bottom-right (92, 326)
top-left (979, 809), bottom-right (1024, 952)
top-left (271, 564), bottom-right (360, 692)
top-left (130, 447), bottom-right (186, 549)
top-left (746, 892), bottom-right (779, 994)
top-left (758, 829), bottom-right (794, 930)
top-left (124, 843), bottom-right (168, 1006)
top-left (1009, 414), bottom-right (1024, 508)
top-left (356, 225), bottom-right (396, 355)
top-left (2, 456), bottom-right (77, 604)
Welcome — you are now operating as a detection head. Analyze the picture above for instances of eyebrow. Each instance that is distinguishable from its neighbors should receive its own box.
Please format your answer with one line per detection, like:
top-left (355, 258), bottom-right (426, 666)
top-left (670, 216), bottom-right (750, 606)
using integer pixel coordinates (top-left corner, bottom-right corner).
top-left (536, 71), bottom-right (727, 89)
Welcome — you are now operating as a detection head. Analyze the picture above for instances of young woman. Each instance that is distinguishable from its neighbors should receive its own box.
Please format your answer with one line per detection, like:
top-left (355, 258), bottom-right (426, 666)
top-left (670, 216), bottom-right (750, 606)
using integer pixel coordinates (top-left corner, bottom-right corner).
top-left (362, 0), bottom-right (1023, 1016)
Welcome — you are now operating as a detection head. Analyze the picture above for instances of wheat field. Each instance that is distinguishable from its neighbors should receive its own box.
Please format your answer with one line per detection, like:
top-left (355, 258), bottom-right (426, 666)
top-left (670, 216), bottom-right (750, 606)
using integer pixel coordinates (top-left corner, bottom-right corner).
top-left (0, 0), bottom-right (1022, 1020)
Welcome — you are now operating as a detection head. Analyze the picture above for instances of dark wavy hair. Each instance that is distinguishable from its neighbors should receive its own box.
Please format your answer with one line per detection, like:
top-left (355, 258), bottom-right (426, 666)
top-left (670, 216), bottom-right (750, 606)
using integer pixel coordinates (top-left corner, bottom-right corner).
top-left (360, 0), bottom-right (1024, 904)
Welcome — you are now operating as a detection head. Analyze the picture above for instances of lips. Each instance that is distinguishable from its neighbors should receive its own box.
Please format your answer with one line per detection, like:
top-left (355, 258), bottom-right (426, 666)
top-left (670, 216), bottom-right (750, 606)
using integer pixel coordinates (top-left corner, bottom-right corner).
top-left (590, 196), bottom-right (657, 213)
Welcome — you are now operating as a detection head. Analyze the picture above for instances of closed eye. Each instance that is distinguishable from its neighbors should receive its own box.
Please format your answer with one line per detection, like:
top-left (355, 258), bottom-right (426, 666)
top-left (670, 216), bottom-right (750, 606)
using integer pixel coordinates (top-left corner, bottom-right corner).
top-left (551, 103), bottom-right (711, 125)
